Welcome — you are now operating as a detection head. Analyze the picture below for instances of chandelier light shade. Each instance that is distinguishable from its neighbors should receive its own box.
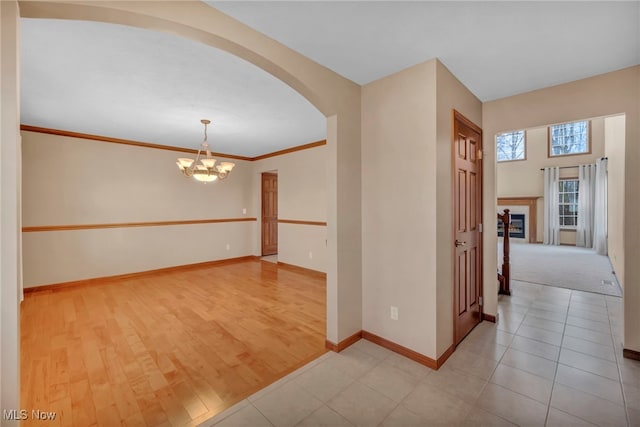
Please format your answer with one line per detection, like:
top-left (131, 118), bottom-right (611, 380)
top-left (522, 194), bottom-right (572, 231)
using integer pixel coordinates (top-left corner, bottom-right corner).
top-left (176, 119), bottom-right (235, 183)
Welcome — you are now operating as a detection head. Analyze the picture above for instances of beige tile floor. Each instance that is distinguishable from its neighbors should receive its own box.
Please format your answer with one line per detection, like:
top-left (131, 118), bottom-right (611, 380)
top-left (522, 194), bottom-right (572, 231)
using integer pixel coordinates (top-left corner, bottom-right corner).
top-left (202, 280), bottom-right (640, 426)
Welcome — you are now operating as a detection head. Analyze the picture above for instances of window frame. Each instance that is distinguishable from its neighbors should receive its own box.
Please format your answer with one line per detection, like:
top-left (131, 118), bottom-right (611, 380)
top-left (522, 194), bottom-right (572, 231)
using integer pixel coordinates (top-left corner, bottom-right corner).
top-left (496, 130), bottom-right (527, 163)
top-left (548, 120), bottom-right (591, 158)
top-left (558, 178), bottom-right (579, 230)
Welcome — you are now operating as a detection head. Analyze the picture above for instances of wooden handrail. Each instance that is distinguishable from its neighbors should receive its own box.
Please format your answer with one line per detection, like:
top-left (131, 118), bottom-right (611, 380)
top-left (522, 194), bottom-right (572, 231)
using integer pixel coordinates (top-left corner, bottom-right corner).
top-left (497, 209), bottom-right (511, 296)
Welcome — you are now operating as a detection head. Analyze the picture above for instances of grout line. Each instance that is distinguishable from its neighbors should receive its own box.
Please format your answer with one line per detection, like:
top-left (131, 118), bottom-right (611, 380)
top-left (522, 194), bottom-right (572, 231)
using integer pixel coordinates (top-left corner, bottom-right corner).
top-left (249, 400), bottom-right (277, 427)
top-left (555, 358), bottom-right (620, 382)
top-left (547, 405), bottom-right (602, 427)
top-left (350, 347), bottom-right (418, 426)
top-left (511, 278), bottom-right (622, 298)
top-left (476, 292), bottom-right (546, 422)
top-left (543, 288), bottom-right (570, 426)
top-left (606, 295), bottom-right (631, 427)
top-left (512, 325), bottom-right (563, 347)
top-left (205, 400), bottom-right (251, 426)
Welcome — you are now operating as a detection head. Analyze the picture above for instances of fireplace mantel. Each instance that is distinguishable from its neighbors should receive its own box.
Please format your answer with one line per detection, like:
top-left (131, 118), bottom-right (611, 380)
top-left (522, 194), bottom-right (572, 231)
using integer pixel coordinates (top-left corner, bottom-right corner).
top-left (497, 197), bottom-right (539, 243)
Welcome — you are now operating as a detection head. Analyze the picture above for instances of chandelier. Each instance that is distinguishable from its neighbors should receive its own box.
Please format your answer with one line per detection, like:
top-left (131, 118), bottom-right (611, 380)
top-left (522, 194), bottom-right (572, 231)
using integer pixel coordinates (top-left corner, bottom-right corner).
top-left (176, 119), bottom-right (235, 183)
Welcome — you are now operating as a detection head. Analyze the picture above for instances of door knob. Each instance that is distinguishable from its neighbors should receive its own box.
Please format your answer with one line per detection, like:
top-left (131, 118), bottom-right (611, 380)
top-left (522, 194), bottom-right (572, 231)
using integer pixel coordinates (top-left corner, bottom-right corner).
top-left (455, 240), bottom-right (467, 247)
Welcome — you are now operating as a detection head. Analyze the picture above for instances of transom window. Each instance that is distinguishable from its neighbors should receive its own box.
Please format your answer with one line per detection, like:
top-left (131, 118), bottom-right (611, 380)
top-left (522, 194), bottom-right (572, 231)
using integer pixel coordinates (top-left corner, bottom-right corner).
top-left (559, 179), bottom-right (579, 228)
top-left (496, 130), bottom-right (526, 162)
top-left (549, 120), bottom-right (590, 157)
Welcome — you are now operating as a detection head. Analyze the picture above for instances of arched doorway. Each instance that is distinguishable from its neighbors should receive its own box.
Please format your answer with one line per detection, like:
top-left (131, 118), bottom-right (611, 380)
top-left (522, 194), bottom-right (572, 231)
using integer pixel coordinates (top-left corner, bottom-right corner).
top-left (3, 0), bottom-right (363, 417)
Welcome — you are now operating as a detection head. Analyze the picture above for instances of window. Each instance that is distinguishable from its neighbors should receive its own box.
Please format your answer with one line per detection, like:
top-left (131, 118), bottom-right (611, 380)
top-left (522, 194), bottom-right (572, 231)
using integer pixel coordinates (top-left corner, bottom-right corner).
top-left (496, 130), bottom-right (525, 162)
top-left (549, 120), bottom-right (589, 156)
top-left (558, 179), bottom-right (579, 228)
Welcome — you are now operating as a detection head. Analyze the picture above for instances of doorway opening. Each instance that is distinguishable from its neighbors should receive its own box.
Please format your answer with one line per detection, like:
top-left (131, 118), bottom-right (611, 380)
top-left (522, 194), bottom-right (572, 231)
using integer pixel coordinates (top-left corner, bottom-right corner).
top-left (495, 114), bottom-right (625, 298)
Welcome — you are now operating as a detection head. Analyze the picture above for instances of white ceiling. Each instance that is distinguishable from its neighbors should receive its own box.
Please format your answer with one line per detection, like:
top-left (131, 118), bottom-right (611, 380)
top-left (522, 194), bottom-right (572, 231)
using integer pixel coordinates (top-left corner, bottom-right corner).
top-left (211, 1), bottom-right (640, 100)
top-left (20, 18), bottom-right (326, 157)
top-left (20, 2), bottom-right (640, 156)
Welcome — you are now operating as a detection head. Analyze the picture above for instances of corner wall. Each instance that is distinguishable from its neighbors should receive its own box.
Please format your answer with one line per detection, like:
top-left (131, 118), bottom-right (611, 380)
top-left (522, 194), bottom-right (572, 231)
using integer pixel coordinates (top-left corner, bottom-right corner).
top-left (361, 59), bottom-right (482, 360)
top-left (362, 59), bottom-right (438, 358)
top-left (434, 61), bottom-right (483, 357)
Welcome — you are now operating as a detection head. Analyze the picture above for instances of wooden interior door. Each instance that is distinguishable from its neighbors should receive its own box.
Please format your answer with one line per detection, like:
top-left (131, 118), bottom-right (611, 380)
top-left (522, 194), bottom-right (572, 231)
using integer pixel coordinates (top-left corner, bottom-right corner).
top-left (453, 110), bottom-right (483, 345)
top-left (261, 172), bottom-right (278, 256)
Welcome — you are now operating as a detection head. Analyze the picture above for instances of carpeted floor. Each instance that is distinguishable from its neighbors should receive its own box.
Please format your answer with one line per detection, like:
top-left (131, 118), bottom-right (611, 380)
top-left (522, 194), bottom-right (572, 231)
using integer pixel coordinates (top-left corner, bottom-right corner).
top-left (498, 243), bottom-right (622, 297)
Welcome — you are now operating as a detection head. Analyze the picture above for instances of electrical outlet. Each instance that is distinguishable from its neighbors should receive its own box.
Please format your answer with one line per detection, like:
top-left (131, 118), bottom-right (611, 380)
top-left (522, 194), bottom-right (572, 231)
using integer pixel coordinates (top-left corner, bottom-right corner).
top-left (242, 208), bottom-right (247, 215)
top-left (308, 251), bottom-right (313, 259)
top-left (390, 306), bottom-right (398, 320)
top-left (226, 244), bottom-right (230, 251)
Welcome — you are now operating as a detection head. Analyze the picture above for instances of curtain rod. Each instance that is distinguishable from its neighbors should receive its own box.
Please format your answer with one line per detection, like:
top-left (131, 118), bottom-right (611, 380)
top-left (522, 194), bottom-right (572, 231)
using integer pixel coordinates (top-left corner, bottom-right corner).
top-left (539, 157), bottom-right (607, 171)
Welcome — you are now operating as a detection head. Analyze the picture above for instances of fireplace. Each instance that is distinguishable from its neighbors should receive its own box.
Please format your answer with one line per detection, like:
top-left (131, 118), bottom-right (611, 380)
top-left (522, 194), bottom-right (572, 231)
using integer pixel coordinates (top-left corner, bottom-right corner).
top-left (497, 198), bottom-right (537, 243)
top-left (498, 213), bottom-right (526, 239)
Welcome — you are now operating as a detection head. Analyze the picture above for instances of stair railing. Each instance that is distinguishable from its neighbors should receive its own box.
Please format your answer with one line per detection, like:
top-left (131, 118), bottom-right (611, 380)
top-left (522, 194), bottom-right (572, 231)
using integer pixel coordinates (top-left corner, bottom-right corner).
top-left (497, 209), bottom-right (511, 296)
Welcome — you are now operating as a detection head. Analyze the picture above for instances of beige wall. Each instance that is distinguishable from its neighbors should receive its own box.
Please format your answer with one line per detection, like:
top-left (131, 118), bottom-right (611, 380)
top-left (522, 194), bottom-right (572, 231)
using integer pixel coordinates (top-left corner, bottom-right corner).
top-left (327, 112), bottom-right (364, 344)
top-left (22, 131), bottom-right (330, 285)
top-left (253, 146), bottom-right (327, 272)
top-left (21, 131), bottom-right (255, 287)
top-left (278, 225), bottom-right (327, 271)
top-left (498, 121), bottom-right (605, 196)
top-left (23, 222), bottom-right (255, 285)
top-left (22, 133), bottom-right (254, 225)
top-left (1, 0), bottom-right (21, 417)
top-left (483, 66), bottom-right (640, 353)
top-left (497, 118), bottom-right (606, 246)
top-left (362, 59), bottom-right (438, 358)
top-left (361, 59), bottom-right (482, 360)
top-left (605, 115), bottom-right (626, 289)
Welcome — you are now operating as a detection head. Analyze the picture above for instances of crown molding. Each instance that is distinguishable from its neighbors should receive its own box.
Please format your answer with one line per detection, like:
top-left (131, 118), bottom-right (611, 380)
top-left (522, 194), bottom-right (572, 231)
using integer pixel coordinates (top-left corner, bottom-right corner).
top-left (20, 124), bottom-right (325, 161)
top-left (251, 139), bottom-right (326, 160)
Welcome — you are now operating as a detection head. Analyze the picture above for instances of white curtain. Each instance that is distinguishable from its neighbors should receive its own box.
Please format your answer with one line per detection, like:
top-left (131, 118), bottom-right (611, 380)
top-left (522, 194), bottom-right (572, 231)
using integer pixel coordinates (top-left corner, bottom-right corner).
top-left (593, 158), bottom-right (608, 255)
top-left (576, 164), bottom-right (596, 248)
top-left (543, 167), bottom-right (560, 245)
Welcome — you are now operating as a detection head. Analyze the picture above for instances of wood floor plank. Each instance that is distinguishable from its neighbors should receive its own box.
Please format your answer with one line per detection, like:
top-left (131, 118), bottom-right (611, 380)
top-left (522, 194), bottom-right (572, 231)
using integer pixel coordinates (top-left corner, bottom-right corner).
top-left (136, 392), bottom-right (169, 426)
top-left (21, 259), bottom-right (326, 426)
top-left (69, 379), bottom-right (98, 427)
top-left (153, 386), bottom-right (193, 426)
top-left (110, 381), bottom-right (142, 421)
top-left (50, 396), bottom-right (73, 427)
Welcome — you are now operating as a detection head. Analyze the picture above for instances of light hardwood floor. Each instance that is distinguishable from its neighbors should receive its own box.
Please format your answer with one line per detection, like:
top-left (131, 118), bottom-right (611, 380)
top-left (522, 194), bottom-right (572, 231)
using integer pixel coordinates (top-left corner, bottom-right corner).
top-left (21, 260), bottom-right (327, 426)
